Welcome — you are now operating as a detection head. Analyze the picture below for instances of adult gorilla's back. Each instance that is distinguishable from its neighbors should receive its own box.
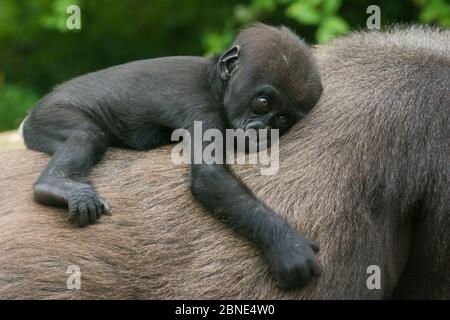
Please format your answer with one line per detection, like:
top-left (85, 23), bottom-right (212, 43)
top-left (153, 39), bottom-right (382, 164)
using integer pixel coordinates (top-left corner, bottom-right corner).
top-left (0, 26), bottom-right (448, 299)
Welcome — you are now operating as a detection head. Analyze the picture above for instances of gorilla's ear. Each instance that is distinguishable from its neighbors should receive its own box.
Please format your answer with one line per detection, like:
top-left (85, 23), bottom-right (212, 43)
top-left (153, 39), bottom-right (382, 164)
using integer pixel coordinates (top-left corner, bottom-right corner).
top-left (218, 45), bottom-right (240, 80)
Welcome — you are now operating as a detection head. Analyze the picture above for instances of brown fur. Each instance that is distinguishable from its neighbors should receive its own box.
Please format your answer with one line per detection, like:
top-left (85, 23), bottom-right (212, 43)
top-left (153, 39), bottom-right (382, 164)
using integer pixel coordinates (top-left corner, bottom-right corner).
top-left (0, 26), bottom-right (448, 299)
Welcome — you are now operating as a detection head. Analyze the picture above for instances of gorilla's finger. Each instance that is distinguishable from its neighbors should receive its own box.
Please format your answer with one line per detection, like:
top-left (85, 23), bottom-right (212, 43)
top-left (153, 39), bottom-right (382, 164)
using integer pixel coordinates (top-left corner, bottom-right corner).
top-left (78, 204), bottom-right (89, 227)
top-left (87, 202), bottom-right (97, 224)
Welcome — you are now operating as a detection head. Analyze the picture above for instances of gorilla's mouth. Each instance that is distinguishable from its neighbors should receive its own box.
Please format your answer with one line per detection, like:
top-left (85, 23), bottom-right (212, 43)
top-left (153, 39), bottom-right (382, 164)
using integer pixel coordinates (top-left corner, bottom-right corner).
top-left (229, 130), bottom-right (275, 154)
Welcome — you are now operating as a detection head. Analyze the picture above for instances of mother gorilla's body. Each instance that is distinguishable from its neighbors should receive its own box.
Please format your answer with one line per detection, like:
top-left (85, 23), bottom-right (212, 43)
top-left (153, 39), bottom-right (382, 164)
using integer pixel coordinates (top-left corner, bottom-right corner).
top-left (0, 26), bottom-right (448, 299)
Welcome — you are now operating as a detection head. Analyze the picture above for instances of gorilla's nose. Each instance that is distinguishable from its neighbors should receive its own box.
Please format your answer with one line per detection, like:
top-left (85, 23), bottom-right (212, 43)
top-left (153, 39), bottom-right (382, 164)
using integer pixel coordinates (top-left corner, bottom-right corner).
top-left (245, 122), bottom-right (270, 131)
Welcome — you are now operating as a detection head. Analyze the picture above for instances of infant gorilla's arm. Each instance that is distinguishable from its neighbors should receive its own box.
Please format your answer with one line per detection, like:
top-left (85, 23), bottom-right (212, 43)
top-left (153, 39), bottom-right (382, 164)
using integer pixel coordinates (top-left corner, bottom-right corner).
top-left (22, 23), bottom-right (322, 290)
top-left (187, 114), bottom-right (321, 290)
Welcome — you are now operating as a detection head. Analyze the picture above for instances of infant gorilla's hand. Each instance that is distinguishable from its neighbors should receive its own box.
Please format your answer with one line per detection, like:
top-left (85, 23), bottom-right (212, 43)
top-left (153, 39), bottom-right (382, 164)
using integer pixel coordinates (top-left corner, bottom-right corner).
top-left (264, 229), bottom-right (321, 290)
top-left (67, 184), bottom-right (111, 227)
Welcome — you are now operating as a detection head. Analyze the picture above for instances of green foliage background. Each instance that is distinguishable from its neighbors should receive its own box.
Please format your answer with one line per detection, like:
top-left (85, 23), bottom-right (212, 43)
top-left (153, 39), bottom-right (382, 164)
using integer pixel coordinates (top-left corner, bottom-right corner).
top-left (0, 0), bottom-right (448, 132)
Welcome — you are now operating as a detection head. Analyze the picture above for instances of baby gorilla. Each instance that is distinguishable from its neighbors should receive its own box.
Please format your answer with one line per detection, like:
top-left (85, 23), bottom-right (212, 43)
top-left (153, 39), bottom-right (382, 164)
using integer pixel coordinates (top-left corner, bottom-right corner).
top-left (22, 23), bottom-right (323, 290)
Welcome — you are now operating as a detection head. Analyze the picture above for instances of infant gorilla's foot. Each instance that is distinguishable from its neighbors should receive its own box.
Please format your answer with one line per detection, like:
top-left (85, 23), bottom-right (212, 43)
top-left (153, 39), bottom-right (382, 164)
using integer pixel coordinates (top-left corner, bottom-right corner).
top-left (67, 185), bottom-right (111, 227)
top-left (34, 180), bottom-right (111, 227)
top-left (264, 230), bottom-right (321, 290)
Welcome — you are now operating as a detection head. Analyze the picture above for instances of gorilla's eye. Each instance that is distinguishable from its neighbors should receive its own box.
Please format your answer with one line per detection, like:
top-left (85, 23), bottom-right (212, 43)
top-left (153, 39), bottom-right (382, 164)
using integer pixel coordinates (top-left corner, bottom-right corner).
top-left (252, 95), bottom-right (271, 114)
top-left (276, 115), bottom-right (290, 126)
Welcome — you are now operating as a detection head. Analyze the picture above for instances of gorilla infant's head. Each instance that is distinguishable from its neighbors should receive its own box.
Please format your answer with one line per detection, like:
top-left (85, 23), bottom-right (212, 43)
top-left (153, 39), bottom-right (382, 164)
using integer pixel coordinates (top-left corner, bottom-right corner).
top-left (212, 23), bottom-right (323, 136)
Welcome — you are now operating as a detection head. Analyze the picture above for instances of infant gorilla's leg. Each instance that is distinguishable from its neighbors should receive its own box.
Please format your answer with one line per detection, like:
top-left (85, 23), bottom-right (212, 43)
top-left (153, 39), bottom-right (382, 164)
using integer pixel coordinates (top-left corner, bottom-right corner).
top-left (34, 129), bottom-right (110, 226)
top-left (24, 110), bottom-right (110, 226)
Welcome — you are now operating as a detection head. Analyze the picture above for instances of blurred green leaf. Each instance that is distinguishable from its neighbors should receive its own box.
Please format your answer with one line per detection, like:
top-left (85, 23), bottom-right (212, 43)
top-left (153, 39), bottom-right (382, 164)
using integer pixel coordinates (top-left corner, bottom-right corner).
top-left (316, 16), bottom-right (349, 43)
top-left (286, 1), bottom-right (321, 25)
top-left (417, 0), bottom-right (450, 27)
top-left (323, 0), bottom-right (342, 15)
top-left (202, 30), bottom-right (234, 55)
